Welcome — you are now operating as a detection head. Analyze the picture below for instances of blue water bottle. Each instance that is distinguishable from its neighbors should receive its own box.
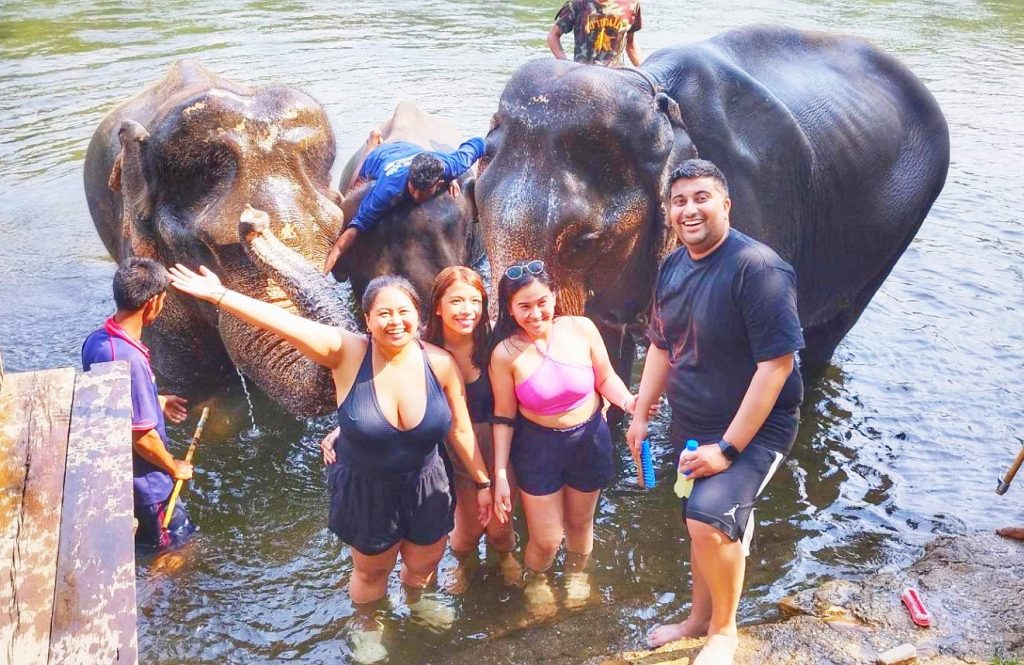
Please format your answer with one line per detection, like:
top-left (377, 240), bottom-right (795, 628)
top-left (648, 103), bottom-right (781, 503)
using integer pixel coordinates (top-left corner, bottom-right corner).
top-left (640, 439), bottom-right (656, 489)
top-left (673, 439), bottom-right (700, 498)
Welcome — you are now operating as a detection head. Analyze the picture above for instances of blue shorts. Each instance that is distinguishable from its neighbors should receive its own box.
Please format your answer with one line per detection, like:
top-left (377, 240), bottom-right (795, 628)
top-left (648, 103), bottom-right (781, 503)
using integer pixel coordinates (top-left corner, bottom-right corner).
top-left (511, 410), bottom-right (614, 496)
top-left (135, 497), bottom-right (196, 550)
top-left (681, 442), bottom-right (786, 554)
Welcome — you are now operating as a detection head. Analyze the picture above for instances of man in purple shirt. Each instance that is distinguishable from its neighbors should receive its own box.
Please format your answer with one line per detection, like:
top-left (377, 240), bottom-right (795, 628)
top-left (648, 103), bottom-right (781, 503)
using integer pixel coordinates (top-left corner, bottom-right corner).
top-left (82, 257), bottom-right (197, 549)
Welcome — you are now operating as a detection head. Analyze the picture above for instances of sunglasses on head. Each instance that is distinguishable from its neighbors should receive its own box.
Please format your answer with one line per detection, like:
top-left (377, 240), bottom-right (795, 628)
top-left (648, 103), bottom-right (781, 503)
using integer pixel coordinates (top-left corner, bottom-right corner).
top-left (504, 260), bottom-right (545, 281)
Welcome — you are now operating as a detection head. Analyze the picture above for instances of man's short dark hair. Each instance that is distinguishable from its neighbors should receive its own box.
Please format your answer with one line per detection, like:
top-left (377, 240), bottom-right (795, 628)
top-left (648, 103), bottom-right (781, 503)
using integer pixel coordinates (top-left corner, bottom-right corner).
top-left (408, 153), bottom-right (445, 192)
top-left (113, 257), bottom-right (169, 311)
top-left (669, 159), bottom-right (729, 196)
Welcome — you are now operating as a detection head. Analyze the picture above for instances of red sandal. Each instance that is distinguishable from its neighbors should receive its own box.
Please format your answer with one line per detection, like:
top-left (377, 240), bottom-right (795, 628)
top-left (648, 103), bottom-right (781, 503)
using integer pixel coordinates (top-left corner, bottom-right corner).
top-left (901, 587), bottom-right (932, 628)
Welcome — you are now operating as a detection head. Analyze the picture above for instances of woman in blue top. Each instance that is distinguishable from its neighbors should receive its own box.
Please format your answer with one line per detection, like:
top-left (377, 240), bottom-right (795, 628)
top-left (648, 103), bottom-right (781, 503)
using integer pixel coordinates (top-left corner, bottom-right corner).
top-left (168, 262), bottom-right (493, 607)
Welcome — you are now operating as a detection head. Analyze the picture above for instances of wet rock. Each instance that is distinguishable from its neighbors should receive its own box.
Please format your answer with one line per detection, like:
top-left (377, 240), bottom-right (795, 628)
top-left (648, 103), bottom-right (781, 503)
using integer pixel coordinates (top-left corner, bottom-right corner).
top-left (445, 534), bottom-right (1024, 664)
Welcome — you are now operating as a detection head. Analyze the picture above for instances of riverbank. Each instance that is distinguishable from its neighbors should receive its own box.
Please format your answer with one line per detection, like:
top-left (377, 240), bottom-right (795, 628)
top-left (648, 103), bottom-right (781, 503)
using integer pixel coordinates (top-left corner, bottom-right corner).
top-left (449, 533), bottom-right (1023, 664)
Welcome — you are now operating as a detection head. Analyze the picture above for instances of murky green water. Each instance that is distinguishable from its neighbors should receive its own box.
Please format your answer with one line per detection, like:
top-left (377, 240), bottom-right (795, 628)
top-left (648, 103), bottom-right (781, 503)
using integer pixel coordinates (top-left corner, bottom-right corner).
top-left (2, 0), bottom-right (1022, 662)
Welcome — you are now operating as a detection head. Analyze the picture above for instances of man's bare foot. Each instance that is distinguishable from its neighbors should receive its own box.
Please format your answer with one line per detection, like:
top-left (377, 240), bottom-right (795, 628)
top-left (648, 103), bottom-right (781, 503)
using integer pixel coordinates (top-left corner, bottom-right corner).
top-left (997, 526), bottom-right (1024, 541)
top-left (692, 634), bottom-right (738, 665)
top-left (366, 128), bottom-right (382, 147)
top-left (646, 617), bottom-right (711, 648)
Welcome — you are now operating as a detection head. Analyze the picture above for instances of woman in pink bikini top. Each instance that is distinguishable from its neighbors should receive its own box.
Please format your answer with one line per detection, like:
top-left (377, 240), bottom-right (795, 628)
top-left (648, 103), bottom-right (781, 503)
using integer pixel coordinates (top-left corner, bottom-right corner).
top-left (489, 260), bottom-right (640, 607)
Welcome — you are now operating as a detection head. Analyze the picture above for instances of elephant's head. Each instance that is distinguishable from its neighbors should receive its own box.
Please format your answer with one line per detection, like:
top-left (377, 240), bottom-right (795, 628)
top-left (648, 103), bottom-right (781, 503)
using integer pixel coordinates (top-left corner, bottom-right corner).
top-left (109, 81), bottom-right (350, 416)
top-left (476, 58), bottom-right (695, 330)
top-left (336, 175), bottom-right (480, 307)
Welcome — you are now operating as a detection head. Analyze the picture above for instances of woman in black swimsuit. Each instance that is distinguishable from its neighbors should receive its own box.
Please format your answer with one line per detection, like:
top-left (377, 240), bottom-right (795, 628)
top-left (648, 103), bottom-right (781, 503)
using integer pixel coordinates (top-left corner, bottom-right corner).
top-left (167, 262), bottom-right (493, 607)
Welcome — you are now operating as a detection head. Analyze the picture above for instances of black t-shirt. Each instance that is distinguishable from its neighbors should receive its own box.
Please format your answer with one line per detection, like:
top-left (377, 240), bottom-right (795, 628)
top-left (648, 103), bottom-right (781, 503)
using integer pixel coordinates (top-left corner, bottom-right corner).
top-left (648, 230), bottom-right (805, 454)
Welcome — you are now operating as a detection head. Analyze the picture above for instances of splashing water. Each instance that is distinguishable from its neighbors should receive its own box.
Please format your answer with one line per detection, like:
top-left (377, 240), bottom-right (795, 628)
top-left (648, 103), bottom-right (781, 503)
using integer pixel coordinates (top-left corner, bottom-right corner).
top-left (235, 367), bottom-right (260, 436)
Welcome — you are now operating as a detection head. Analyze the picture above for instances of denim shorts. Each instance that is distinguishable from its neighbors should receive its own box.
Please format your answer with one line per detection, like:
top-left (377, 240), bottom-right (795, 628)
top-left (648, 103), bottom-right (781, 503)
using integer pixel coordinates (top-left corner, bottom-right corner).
top-left (510, 410), bottom-right (614, 496)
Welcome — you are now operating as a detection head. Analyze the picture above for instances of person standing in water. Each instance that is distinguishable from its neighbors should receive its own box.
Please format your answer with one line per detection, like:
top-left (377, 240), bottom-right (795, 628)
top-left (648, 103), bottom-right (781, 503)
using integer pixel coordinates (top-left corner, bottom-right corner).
top-left (627, 159), bottom-right (804, 665)
top-left (424, 266), bottom-right (523, 591)
top-left (320, 266), bottom-right (523, 592)
top-left (81, 257), bottom-right (196, 549)
top-left (168, 219), bottom-right (492, 659)
top-left (489, 260), bottom-right (640, 612)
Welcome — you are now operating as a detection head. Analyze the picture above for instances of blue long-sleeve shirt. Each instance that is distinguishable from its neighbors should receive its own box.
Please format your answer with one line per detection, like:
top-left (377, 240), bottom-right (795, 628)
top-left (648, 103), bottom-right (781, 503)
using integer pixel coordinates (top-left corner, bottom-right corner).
top-left (349, 137), bottom-right (486, 233)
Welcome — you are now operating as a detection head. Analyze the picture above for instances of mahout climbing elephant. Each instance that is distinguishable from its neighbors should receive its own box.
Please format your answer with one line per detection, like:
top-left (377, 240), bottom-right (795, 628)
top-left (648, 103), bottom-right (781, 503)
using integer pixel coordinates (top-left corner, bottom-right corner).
top-left (332, 100), bottom-right (482, 305)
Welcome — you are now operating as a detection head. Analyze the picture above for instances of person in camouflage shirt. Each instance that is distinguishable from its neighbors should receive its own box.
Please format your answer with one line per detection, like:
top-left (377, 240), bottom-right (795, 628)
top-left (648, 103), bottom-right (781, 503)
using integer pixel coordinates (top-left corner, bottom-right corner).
top-left (547, 0), bottom-right (643, 67)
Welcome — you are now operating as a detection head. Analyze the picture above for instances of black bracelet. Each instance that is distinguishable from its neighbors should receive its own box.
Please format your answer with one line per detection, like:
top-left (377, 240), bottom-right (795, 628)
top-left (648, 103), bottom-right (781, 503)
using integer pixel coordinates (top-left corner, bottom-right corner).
top-left (475, 479), bottom-right (492, 490)
top-left (215, 290), bottom-right (228, 309)
top-left (491, 415), bottom-right (516, 427)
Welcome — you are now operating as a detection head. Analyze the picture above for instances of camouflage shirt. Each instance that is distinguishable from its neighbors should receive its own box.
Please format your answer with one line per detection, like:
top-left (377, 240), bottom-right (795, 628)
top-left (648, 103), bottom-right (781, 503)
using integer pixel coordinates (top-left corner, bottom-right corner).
top-left (554, 0), bottom-right (642, 67)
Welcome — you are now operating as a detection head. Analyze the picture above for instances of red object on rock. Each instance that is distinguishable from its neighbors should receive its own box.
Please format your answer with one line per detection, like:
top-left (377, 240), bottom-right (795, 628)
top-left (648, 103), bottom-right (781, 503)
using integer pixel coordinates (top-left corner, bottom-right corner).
top-left (901, 587), bottom-right (932, 627)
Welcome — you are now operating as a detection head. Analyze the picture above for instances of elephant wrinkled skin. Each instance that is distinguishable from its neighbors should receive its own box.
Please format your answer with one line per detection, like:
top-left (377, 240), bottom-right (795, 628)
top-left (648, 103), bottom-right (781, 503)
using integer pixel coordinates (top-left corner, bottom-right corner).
top-left (84, 59), bottom-right (353, 416)
top-left (476, 25), bottom-right (950, 371)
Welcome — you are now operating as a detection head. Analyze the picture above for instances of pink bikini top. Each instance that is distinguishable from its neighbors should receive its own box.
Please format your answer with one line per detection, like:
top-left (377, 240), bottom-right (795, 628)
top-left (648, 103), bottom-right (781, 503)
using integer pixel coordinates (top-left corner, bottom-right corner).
top-left (514, 322), bottom-right (596, 416)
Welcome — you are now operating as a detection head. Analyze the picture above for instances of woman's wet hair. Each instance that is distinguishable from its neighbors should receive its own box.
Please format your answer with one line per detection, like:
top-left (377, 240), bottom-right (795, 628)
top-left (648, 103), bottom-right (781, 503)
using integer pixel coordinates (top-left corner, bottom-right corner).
top-left (489, 261), bottom-right (556, 357)
top-left (408, 153), bottom-right (445, 192)
top-left (362, 274), bottom-right (422, 319)
top-left (113, 257), bottom-right (169, 311)
top-left (425, 266), bottom-right (491, 370)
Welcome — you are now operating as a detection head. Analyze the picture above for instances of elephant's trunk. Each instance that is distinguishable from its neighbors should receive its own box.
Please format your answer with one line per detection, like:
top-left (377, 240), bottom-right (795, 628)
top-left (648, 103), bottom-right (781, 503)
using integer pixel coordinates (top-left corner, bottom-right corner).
top-left (205, 211), bottom-right (358, 417)
top-left (239, 212), bottom-right (356, 329)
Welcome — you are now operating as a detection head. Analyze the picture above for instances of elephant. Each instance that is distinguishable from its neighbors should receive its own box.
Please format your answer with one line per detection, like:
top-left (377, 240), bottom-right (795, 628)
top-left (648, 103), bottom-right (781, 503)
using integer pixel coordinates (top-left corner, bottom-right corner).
top-left (84, 59), bottom-right (354, 417)
top-left (332, 101), bottom-right (483, 305)
top-left (476, 25), bottom-right (950, 374)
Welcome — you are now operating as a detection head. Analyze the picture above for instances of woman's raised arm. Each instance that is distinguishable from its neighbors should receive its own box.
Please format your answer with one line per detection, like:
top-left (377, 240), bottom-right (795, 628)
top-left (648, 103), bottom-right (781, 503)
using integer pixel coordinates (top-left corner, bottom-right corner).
top-left (168, 263), bottom-right (353, 369)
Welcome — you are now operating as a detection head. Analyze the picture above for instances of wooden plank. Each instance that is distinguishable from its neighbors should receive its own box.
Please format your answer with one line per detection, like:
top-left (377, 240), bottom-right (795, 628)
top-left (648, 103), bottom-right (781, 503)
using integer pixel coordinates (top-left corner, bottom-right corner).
top-left (48, 361), bottom-right (138, 665)
top-left (0, 367), bottom-right (76, 665)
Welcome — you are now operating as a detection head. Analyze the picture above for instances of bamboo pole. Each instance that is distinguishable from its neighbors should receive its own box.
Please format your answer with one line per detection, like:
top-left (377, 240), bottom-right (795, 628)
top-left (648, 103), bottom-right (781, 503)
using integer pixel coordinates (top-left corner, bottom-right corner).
top-left (162, 407), bottom-right (209, 529)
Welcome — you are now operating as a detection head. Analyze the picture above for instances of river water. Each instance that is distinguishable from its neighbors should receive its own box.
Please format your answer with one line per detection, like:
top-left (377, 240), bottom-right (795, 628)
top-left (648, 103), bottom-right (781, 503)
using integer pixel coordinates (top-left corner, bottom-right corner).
top-left (1, 0), bottom-right (1022, 662)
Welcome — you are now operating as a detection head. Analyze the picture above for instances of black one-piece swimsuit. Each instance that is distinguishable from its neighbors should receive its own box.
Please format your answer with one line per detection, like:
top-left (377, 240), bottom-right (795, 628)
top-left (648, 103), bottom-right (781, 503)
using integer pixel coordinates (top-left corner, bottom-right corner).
top-left (327, 340), bottom-right (454, 555)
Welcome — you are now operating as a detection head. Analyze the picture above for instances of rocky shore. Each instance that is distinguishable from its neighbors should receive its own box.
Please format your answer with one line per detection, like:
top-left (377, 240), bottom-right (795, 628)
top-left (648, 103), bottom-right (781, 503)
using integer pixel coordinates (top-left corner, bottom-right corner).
top-left (450, 534), bottom-right (1023, 664)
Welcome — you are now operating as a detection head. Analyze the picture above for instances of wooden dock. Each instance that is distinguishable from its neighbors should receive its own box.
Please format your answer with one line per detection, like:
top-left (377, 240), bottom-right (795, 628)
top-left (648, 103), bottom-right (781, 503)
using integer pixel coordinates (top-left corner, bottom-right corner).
top-left (0, 356), bottom-right (138, 665)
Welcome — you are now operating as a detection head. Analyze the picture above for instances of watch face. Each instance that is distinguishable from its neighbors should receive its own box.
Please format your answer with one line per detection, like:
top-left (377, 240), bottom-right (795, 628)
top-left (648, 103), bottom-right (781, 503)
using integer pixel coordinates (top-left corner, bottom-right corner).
top-left (718, 440), bottom-right (738, 461)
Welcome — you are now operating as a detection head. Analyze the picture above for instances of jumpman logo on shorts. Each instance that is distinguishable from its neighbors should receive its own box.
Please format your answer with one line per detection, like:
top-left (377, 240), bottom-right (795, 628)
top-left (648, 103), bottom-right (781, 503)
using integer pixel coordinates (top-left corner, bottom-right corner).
top-left (723, 504), bottom-right (740, 522)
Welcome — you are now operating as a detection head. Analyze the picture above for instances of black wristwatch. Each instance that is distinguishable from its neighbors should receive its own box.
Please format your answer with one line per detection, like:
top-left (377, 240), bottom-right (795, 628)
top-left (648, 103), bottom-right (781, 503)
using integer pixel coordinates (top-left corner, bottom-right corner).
top-left (475, 479), bottom-right (493, 490)
top-left (717, 439), bottom-right (740, 462)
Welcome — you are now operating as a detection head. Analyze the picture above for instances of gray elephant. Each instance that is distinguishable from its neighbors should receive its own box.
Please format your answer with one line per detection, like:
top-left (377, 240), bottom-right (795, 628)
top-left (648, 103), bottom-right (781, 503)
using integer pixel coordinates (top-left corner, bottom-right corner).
top-left (84, 59), bottom-right (353, 416)
top-left (476, 26), bottom-right (950, 372)
top-left (332, 101), bottom-right (483, 305)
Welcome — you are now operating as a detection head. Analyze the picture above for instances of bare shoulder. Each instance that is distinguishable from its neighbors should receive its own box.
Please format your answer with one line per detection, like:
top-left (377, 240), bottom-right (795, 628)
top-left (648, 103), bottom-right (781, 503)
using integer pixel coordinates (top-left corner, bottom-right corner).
top-left (489, 337), bottom-right (517, 367)
top-left (339, 330), bottom-right (368, 362)
top-left (563, 315), bottom-right (600, 336)
top-left (423, 341), bottom-right (456, 377)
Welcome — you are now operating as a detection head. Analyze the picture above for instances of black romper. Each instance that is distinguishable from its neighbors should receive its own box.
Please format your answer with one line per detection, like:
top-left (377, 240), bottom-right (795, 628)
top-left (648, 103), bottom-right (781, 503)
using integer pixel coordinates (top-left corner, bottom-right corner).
top-left (327, 340), bottom-right (454, 555)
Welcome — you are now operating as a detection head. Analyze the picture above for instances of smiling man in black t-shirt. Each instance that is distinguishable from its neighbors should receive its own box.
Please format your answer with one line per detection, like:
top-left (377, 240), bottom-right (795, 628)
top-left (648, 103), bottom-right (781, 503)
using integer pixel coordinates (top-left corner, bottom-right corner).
top-left (627, 159), bottom-right (804, 664)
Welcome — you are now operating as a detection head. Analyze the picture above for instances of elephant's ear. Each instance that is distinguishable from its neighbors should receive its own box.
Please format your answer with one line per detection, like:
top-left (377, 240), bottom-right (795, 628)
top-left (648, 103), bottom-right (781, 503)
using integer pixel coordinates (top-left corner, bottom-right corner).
top-left (463, 178), bottom-right (478, 223)
top-left (112, 120), bottom-right (158, 259)
top-left (657, 92), bottom-right (699, 164)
